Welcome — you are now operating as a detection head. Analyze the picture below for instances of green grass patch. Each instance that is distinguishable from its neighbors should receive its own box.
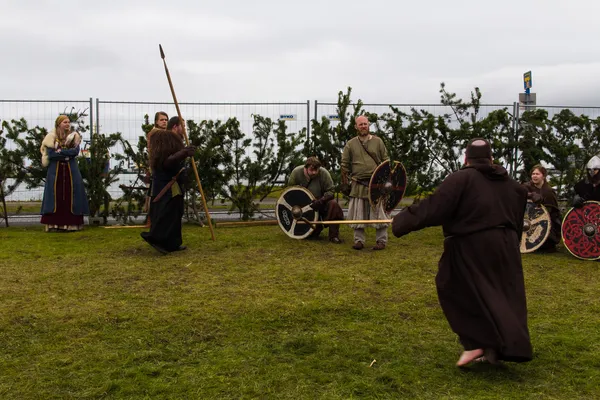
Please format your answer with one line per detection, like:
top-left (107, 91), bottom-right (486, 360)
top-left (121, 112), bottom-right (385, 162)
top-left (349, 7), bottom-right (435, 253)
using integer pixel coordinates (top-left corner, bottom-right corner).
top-left (0, 225), bottom-right (598, 398)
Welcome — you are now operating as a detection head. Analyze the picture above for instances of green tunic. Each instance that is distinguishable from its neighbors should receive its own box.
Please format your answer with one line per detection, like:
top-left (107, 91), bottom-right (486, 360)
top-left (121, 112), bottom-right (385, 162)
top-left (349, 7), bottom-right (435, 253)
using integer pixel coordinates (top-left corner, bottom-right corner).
top-left (341, 135), bottom-right (389, 199)
top-left (287, 166), bottom-right (334, 199)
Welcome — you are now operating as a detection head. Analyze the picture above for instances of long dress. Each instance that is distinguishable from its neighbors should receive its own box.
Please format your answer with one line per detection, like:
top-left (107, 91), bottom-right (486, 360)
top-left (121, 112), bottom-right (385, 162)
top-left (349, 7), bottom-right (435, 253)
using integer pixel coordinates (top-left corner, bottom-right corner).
top-left (40, 138), bottom-right (89, 232)
top-left (392, 163), bottom-right (533, 362)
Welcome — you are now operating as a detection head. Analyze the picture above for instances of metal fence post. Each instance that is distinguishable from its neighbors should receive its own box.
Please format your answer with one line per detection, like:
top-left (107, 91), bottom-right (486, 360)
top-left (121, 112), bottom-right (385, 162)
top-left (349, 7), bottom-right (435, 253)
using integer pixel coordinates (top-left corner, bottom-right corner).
top-left (88, 97), bottom-right (93, 144)
top-left (95, 98), bottom-right (100, 143)
top-left (306, 100), bottom-right (310, 144)
top-left (314, 100), bottom-right (318, 122)
top-left (513, 101), bottom-right (520, 179)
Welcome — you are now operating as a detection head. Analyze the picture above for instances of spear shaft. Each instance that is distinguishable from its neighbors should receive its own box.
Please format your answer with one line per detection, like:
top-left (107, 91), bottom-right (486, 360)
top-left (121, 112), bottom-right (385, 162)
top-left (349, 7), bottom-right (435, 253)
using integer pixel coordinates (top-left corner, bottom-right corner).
top-left (159, 44), bottom-right (215, 240)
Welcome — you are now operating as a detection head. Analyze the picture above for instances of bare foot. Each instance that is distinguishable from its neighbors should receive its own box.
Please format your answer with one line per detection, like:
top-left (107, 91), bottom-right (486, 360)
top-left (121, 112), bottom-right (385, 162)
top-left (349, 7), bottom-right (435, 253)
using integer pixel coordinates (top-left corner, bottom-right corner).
top-left (456, 349), bottom-right (484, 366)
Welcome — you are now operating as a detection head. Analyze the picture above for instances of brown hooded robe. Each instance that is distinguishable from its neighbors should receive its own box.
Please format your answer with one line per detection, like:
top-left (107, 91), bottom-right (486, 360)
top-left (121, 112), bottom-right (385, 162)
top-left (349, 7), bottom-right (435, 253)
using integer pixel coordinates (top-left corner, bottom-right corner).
top-left (392, 163), bottom-right (532, 362)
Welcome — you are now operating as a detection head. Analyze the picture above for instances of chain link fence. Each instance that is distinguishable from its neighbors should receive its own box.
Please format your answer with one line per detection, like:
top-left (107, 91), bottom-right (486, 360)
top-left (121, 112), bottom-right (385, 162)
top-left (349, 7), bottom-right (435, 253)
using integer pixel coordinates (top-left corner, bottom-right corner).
top-left (0, 99), bottom-right (94, 202)
top-left (2, 99), bottom-right (600, 205)
top-left (1, 100), bottom-right (309, 201)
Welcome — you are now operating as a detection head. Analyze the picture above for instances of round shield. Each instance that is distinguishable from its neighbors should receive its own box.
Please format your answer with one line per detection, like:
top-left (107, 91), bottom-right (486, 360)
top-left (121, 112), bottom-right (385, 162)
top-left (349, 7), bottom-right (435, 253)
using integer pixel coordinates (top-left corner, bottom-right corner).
top-left (562, 201), bottom-right (600, 260)
top-left (368, 160), bottom-right (407, 213)
top-left (520, 202), bottom-right (551, 253)
top-left (276, 186), bottom-right (319, 239)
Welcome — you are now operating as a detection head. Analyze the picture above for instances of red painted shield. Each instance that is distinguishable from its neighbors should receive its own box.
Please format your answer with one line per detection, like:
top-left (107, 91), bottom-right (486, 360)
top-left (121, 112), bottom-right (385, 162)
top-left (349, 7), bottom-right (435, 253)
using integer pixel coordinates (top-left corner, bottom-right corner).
top-left (562, 201), bottom-right (600, 260)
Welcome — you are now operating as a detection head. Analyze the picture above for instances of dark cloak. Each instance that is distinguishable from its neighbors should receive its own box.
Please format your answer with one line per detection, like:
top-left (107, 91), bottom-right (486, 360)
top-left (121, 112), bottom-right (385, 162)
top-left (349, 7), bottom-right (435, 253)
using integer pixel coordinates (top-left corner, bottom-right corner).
top-left (141, 131), bottom-right (190, 253)
top-left (392, 163), bottom-right (532, 362)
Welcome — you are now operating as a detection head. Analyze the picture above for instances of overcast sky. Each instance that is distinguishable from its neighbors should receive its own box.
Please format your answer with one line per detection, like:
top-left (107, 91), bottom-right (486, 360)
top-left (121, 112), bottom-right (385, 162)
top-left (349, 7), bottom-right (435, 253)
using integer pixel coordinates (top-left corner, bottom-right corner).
top-left (2, 0), bottom-right (600, 106)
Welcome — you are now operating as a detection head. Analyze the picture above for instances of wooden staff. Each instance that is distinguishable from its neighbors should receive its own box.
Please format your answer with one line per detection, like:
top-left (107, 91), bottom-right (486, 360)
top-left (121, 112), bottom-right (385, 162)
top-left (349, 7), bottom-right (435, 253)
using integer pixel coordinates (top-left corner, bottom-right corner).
top-left (0, 177), bottom-right (8, 227)
top-left (215, 218), bottom-right (393, 228)
top-left (217, 220), bottom-right (279, 228)
top-left (159, 44), bottom-right (215, 241)
top-left (103, 225), bottom-right (145, 229)
top-left (298, 219), bottom-right (393, 225)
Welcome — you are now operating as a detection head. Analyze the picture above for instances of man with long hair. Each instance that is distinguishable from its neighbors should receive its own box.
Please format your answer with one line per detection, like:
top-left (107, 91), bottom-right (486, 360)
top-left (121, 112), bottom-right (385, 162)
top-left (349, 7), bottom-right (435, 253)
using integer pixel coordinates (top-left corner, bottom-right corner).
top-left (143, 111), bottom-right (169, 225)
top-left (167, 116), bottom-right (185, 141)
top-left (141, 129), bottom-right (195, 253)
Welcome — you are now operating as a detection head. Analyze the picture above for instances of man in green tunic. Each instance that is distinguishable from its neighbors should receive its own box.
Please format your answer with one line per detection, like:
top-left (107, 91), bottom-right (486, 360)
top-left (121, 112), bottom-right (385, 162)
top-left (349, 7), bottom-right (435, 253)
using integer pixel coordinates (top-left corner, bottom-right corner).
top-left (341, 116), bottom-right (390, 250)
top-left (288, 157), bottom-right (344, 243)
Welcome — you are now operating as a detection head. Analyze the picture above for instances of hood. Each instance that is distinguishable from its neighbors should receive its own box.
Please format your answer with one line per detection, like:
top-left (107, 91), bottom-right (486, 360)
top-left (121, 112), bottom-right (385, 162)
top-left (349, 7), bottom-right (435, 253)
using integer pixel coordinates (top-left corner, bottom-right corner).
top-left (463, 163), bottom-right (508, 181)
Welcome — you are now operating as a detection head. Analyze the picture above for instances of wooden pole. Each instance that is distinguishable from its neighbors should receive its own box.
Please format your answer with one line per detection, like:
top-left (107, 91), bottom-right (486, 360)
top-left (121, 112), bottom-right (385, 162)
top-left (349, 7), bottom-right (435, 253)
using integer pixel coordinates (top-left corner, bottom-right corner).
top-left (298, 219), bottom-right (393, 225)
top-left (216, 220), bottom-right (279, 228)
top-left (103, 225), bottom-right (145, 229)
top-left (215, 219), bottom-right (393, 228)
top-left (0, 179), bottom-right (8, 227)
top-left (159, 44), bottom-right (215, 241)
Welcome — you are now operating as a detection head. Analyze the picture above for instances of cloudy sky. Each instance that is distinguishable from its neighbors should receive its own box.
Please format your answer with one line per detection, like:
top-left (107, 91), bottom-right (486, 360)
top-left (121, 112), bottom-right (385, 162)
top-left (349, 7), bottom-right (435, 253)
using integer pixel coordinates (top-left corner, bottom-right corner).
top-left (2, 0), bottom-right (600, 106)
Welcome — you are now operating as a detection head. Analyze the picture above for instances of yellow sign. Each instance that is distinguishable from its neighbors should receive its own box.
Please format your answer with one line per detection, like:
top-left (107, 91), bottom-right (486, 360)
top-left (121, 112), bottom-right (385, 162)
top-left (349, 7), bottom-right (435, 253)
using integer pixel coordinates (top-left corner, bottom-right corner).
top-left (524, 71), bottom-right (532, 89)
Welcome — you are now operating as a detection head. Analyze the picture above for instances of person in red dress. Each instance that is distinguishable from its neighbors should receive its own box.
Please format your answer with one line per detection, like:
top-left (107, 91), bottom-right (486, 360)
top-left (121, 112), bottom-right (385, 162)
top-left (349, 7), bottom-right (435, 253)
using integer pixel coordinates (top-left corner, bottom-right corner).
top-left (40, 115), bottom-right (89, 232)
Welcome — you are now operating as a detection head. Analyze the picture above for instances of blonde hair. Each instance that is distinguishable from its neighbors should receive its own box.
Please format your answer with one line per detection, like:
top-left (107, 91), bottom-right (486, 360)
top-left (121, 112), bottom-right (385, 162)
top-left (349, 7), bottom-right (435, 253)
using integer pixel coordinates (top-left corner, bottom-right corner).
top-left (55, 115), bottom-right (70, 129)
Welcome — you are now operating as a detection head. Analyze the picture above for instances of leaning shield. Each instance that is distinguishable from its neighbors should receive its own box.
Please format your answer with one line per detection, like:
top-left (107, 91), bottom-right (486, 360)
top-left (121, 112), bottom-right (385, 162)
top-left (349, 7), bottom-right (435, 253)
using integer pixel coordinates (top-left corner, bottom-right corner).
top-left (520, 202), bottom-right (551, 253)
top-left (368, 160), bottom-right (407, 213)
top-left (276, 186), bottom-right (319, 239)
top-left (562, 201), bottom-right (600, 260)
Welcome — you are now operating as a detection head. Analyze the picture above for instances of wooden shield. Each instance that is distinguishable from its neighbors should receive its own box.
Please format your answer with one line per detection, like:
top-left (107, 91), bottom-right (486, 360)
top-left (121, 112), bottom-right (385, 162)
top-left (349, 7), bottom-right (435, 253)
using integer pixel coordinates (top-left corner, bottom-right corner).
top-left (368, 160), bottom-right (407, 213)
top-left (562, 201), bottom-right (600, 260)
top-left (276, 186), bottom-right (319, 239)
top-left (520, 202), bottom-right (551, 253)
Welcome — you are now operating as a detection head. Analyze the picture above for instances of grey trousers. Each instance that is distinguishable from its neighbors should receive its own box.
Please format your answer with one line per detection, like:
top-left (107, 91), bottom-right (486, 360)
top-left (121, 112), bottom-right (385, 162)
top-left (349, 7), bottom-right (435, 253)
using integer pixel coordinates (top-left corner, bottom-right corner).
top-left (347, 197), bottom-right (389, 245)
top-left (353, 226), bottom-right (388, 245)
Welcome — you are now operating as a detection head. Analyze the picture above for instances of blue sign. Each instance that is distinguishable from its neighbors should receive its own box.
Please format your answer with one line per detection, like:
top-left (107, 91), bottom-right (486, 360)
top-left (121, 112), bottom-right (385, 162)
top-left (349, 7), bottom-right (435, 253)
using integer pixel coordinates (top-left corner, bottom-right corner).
top-left (524, 71), bottom-right (532, 94)
top-left (327, 114), bottom-right (340, 120)
top-left (279, 114), bottom-right (296, 121)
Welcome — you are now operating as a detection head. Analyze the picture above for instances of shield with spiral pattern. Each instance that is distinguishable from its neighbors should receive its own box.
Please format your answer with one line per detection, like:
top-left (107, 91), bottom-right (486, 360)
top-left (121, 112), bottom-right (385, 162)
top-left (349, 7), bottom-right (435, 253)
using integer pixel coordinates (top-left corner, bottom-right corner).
top-left (562, 201), bottom-right (600, 260)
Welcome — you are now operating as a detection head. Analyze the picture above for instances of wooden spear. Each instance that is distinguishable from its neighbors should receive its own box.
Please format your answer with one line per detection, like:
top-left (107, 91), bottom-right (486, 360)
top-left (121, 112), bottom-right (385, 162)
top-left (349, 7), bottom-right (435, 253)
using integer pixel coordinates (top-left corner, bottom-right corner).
top-left (159, 44), bottom-right (215, 241)
top-left (216, 220), bottom-right (279, 228)
top-left (297, 219), bottom-right (393, 225)
top-left (0, 177), bottom-right (8, 227)
top-left (216, 219), bottom-right (393, 228)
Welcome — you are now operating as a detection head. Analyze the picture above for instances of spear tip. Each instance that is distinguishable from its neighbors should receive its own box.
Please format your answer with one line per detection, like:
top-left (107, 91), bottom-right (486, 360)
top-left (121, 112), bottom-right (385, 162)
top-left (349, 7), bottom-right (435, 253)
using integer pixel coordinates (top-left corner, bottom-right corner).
top-left (159, 44), bottom-right (165, 59)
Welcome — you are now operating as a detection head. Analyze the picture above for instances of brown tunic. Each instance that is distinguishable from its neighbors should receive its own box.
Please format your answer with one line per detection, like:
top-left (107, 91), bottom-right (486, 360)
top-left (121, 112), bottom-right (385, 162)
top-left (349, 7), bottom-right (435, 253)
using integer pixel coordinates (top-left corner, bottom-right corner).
top-left (392, 163), bottom-right (532, 362)
top-left (341, 135), bottom-right (388, 199)
top-left (522, 181), bottom-right (562, 247)
top-left (287, 166), bottom-right (344, 240)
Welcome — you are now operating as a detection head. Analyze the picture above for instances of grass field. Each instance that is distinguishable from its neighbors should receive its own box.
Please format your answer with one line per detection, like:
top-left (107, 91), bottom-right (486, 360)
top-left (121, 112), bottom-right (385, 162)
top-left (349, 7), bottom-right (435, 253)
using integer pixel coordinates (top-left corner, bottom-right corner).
top-left (0, 224), bottom-right (598, 399)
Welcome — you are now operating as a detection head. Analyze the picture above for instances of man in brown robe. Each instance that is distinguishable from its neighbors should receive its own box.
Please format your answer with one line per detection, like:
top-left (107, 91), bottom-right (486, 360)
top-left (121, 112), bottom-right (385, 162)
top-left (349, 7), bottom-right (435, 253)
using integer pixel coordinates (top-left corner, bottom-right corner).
top-left (391, 138), bottom-right (532, 366)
